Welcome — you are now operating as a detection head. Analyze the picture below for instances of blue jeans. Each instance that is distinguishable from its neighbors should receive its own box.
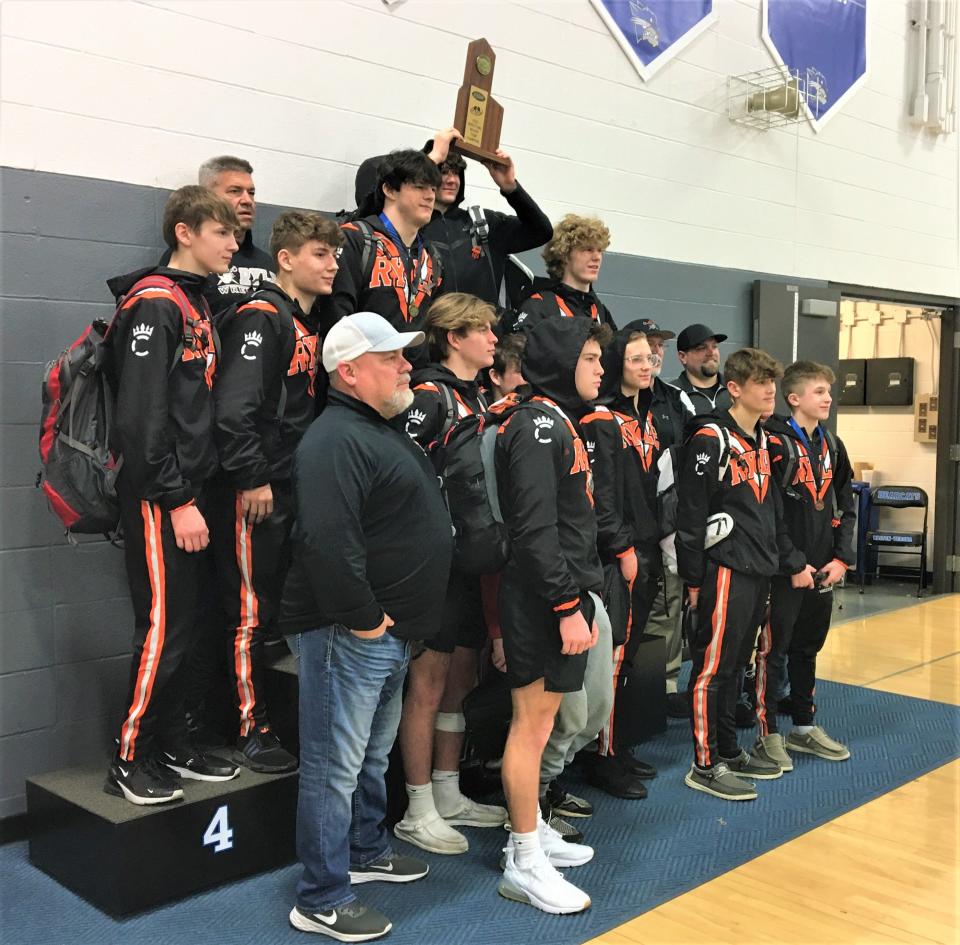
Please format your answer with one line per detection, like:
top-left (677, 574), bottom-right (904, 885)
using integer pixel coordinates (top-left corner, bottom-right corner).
top-left (294, 624), bottom-right (410, 912)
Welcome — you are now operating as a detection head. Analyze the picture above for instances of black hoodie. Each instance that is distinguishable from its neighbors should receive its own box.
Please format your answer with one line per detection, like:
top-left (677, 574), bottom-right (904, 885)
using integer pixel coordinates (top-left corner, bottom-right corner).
top-left (516, 278), bottom-right (618, 330)
top-left (105, 266), bottom-right (219, 510)
top-left (421, 144), bottom-right (552, 306)
top-left (495, 319), bottom-right (603, 616)
top-left (315, 214), bottom-right (442, 367)
top-left (213, 282), bottom-right (320, 489)
top-left (397, 364), bottom-right (487, 449)
top-left (765, 414), bottom-right (856, 571)
top-left (676, 409), bottom-right (805, 587)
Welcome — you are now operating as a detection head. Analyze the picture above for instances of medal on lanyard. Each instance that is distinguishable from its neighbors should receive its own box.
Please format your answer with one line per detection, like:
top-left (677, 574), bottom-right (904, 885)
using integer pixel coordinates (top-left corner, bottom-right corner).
top-left (789, 418), bottom-right (826, 509)
top-left (379, 213), bottom-right (422, 318)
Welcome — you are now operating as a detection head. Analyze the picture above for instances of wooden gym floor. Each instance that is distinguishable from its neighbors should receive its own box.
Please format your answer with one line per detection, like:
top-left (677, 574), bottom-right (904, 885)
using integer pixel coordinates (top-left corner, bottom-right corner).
top-left (591, 593), bottom-right (960, 945)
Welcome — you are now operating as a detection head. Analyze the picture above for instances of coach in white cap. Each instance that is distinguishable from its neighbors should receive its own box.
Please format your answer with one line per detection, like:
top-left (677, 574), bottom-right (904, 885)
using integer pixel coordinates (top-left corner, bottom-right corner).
top-left (282, 313), bottom-right (453, 941)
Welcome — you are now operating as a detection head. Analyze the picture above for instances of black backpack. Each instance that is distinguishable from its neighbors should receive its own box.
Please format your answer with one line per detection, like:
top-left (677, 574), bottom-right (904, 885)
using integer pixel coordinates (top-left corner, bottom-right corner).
top-left (38, 275), bottom-right (196, 540)
top-left (428, 387), bottom-right (511, 576)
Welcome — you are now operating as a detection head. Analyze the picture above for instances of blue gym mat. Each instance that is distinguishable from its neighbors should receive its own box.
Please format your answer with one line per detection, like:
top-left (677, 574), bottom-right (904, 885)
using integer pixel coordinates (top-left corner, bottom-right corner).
top-left (3, 679), bottom-right (958, 945)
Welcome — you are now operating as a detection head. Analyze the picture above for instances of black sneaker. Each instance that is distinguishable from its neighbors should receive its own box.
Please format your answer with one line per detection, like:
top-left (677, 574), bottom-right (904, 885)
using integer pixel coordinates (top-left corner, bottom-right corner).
top-left (545, 780), bottom-right (593, 818)
top-left (289, 902), bottom-right (391, 941)
top-left (585, 755), bottom-right (648, 799)
top-left (160, 744), bottom-right (239, 782)
top-left (104, 754), bottom-right (184, 805)
top-left (237, 726), bottom-right (298, 774)
top-left (667, 692), bottom-right (691, 719)
top-left (348, 853), bottom-right (429, 885)
top-left (617, 753), bottom-right (657, 779)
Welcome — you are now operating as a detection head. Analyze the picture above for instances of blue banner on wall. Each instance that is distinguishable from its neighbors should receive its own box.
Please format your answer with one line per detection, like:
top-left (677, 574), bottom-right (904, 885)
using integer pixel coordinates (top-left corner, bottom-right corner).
top-left (763, 0), bottom-right (868, 130)
top-left (589, 0), bottom-right (716, 81)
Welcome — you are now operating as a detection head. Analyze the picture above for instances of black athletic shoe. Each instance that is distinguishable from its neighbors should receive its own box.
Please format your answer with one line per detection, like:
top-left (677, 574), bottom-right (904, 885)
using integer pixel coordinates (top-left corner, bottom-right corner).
top-left (617, 754), bottom-right (657, 779)
top-left (667, 692), bottom-right (691, 719)
top-left (545, 780), bottom-right (593, 818)
top-left (535, 796), bottom-right (585, 843)
top-left (586, 755), bottom-right (648, 799)
top-left (289, 902), bottom-right (391, 941)
top-left (237, 726), bottom-right (298, 774)
top-left (348, 853), bottom-right (429, 884)
top-left (160, 744), bottom-right (239, 782)
top-left (104, 754), bottom-right (184, 805)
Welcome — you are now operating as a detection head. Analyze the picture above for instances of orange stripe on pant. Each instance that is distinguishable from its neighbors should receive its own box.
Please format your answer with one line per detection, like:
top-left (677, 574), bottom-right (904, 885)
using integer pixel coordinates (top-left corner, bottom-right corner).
top-left (691, 565), bottom-right (731, 769)
top-left (599, 577), bottom-right (635, 755)
top-left (234, 493), bottom-right (258, 738)
top-left (755, 616), bottom-right (774, 736)
top-left (119, 503), bottom-right (166, 761)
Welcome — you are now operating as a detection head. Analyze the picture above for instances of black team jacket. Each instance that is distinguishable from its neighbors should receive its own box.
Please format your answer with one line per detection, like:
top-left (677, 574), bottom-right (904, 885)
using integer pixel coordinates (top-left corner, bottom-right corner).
top-left (213, 282), bottom-right (319, 489)
top-left (765, 414), bottom-right (857, 572)
top-left (316, 214), bottom-right (443, 368)
top-left (673, 370), bottom-right (732, 415)
top-left (495, 318), bottom-right (603, 618)
top-left (281, 389), bottom-right (453, 641)
top-left (517, 278), bottom-right (618, 330)
top-left (421, 151), bottom-right (552, 305)
top-left (106, 267), bottom-right (219, 510)
top-left (676, 409), bottom-right (805, 588)
top-left (398, 364), bottom-right (486, 448)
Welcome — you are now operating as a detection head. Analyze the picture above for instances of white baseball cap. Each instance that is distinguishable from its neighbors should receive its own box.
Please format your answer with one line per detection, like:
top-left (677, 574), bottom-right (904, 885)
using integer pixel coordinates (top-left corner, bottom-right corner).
top-left (322, 312), bottom-right (424, 373)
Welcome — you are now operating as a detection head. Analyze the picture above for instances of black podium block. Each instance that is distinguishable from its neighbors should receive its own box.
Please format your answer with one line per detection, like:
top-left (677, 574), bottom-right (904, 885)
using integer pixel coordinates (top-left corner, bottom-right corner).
top-left (27, 764), bottom-right (297, 916)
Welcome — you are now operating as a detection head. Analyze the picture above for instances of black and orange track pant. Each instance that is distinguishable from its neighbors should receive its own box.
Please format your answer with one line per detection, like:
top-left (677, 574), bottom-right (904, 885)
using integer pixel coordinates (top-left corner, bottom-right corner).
top-left (756, 576), bottom-right (834, 736)
top-left (687, 563), bottom-right (769, 769)
top-left (597, 546), bottom-right (660, 757)
top-left (116, 478), bottom-right (209, 763)
top-left (209, 479), bottom-right (295, 739)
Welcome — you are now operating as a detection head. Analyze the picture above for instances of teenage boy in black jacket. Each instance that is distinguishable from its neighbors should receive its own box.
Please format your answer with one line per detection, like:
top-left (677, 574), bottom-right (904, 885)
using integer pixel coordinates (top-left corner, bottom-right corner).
top-left (284, 312), bottom-right (452, 943)
top-left (494, 318), bottom-right (609, 915)
top-left (320, 151), bottom-right (444, 367)
top-left (393, 293), bottom-right (507, 854)
top-left (104, 186), bottom-right (241, 805)
top-left (209, 212), bottom-right (342, 773)
top-left (676, 348), bottom-right (807, 802)
top-left (516, 214), bottom-right (618, 330)
top-left (579, 328), bottom-right (661, 799)
top-left (422, 128), bottom-right (552, 306)
top-left (754, 361), bottom-right (855, 769)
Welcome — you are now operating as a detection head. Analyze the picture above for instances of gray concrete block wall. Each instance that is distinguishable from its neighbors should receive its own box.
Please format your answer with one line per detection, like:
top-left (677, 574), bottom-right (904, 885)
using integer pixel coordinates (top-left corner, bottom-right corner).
top-left (0, 166), bottom-right (812, 819)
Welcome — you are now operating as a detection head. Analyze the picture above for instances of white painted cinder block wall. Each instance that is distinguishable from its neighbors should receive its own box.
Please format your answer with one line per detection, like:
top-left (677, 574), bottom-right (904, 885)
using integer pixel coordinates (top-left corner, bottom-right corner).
top-left (1, 0), bottom-right (958, 297)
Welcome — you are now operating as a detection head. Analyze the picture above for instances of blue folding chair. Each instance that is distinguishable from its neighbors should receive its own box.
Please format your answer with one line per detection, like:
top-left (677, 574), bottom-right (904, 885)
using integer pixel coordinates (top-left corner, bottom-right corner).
top-left (859, 486), bottom-right (929, 598)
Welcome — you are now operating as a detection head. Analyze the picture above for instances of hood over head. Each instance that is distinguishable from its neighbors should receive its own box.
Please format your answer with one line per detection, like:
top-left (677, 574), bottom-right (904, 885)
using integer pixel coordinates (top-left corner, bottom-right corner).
top-left (423, 139), bottom-right (466, 208)
top-left (521, 317), bottom-right (596, 412)
top-left (353, 154), bottom-right (388, 216)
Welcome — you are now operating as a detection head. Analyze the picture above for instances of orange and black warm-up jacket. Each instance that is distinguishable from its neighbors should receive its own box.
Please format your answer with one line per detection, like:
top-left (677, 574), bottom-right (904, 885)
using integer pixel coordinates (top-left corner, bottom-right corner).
top-left (515, 279), bottom-right (618, 332)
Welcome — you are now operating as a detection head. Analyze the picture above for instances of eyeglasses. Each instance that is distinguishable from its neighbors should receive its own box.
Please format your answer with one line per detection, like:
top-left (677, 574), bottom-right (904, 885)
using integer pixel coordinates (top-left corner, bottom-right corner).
top-left (625, 355), bottom-right (655, 366)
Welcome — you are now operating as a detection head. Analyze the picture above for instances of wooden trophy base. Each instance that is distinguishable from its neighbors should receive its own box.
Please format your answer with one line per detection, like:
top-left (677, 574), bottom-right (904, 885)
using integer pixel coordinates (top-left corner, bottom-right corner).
top-left (451, 140), bottom-right (508, 167)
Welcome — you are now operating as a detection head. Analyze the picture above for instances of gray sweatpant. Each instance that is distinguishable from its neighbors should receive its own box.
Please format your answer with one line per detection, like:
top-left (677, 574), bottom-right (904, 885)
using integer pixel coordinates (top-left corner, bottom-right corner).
top-left (540, 592), bottom-right (615, 783)
top-left (643, 557), bottom-right (684, 693)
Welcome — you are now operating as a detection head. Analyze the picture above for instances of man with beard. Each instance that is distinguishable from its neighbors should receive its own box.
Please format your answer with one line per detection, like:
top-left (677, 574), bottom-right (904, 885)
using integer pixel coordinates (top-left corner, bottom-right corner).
top-left (673, 324), bottom-right (731, 415)
top-left (282, 313), bottom-right (453, 941)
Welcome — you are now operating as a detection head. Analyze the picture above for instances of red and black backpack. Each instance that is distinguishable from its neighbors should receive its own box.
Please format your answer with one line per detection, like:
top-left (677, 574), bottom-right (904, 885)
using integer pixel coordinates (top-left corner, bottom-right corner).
top-left (38, 275), bottom-right (196, 540)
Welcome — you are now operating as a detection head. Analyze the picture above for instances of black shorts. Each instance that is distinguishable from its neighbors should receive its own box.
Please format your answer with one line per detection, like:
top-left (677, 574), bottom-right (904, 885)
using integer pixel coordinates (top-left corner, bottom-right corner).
top-left (498, 572), bottom-right (595, 694)
top-left (426, 569), bottom-right (488, 654)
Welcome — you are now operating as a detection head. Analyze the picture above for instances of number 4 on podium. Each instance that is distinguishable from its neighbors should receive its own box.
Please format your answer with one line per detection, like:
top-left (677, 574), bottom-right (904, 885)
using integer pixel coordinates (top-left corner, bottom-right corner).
top-left (203, 805), bottom-right (234, 853)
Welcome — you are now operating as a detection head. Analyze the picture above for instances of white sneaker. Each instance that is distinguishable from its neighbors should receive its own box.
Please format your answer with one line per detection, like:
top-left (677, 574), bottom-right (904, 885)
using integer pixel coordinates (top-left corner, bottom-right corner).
top-left (439, 794), bottom-right (508, 828)
top-left (537, 812), bottom-right (593, 867)
top-left (498, 847), bottom-right (591, 914)
top-left (393, 809), bottom-right (468, 854)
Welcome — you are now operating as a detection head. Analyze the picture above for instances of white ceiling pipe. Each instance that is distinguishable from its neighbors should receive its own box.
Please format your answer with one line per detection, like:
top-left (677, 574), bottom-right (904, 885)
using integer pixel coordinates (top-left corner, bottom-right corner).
top-left (926, 0), bottom-right (948, 130)
top-left (944, 0), bottom-right (958, 132)
top-left (911, 0), bottom-right (930, 125)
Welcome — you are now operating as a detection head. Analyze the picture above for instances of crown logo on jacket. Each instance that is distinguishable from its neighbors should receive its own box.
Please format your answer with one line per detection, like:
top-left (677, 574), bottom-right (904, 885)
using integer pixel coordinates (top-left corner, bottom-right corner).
top-left (243, 331), bottom-right (263, 346)
top-left (132, 323), bottom-right (154, 339)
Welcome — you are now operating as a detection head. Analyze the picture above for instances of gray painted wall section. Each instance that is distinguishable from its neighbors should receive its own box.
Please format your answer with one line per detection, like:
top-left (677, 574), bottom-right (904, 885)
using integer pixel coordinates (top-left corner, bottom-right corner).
top-left (0, 167), bottom-right (824, 818)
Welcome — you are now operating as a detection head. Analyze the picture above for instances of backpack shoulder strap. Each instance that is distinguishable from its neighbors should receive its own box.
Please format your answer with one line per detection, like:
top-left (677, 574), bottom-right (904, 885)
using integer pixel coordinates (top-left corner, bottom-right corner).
top-left (467, 205), bottom-right (500, 302)
top-left (120, 275), bottom-right (196, 374)
top-left (436, 381), bottom-right (458, 441)
top-left (777, 432), bottom-right (800, 490)
top-left (699, 422), bottom-right (731, 482)
top-left (352, 219), bottom-right (382, 288)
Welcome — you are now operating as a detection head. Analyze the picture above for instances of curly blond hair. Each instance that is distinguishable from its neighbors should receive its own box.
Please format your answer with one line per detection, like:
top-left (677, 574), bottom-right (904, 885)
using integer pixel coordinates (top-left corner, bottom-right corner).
top-left (542, 214), bottom-right (611, 280)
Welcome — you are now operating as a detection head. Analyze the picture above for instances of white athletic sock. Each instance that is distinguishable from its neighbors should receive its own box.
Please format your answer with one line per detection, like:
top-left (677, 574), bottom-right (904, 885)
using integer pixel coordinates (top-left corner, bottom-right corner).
top-left (510, 829), bottom-right (540, 867)
top-left (793, 725), bottom-right (814, 735)
top-left (404, 782), bottom-right (436, 819)
top-left (431, 769), bottom-right (461, 814)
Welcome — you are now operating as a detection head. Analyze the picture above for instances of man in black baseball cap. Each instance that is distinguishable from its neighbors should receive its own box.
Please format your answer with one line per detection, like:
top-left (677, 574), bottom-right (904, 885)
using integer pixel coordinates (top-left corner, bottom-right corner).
top-left (673, 324), bottom-right (731, 415)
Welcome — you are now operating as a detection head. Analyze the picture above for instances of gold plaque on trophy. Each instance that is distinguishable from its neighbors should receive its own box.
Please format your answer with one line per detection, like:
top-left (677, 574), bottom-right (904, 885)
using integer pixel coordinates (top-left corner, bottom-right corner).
top-left (452, 38), bottom-right (507, 167)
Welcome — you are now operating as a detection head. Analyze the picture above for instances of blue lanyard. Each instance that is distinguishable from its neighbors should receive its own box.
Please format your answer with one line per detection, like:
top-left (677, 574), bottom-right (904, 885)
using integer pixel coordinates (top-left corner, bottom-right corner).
top-left (788, 417), bottom-right (822, 457)
top-left (378, 213), bottom-right (422, 278)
